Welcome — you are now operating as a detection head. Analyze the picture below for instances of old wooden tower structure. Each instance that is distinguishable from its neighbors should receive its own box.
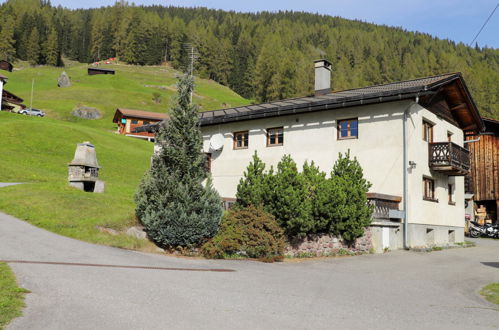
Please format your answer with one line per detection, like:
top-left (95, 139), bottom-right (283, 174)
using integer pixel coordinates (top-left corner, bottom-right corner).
top-left (466, 118), bottom-right (499, 223)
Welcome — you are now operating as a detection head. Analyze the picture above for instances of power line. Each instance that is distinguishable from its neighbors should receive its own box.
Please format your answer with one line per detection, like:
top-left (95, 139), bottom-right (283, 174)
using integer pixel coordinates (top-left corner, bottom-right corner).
top-left (469, 3), bottom-right (499, 46)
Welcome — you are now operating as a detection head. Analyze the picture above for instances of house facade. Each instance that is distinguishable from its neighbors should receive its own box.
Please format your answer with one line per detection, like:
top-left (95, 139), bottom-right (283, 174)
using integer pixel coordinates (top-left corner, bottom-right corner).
top-left (112, 108), bottom-right (168, 140)
top-left (198, 60), bottom-right (483, 250)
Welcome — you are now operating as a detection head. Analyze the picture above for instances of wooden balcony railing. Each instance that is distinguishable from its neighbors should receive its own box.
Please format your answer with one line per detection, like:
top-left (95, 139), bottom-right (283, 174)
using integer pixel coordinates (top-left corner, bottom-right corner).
top-left (429, 142), bottom-right (470, 175)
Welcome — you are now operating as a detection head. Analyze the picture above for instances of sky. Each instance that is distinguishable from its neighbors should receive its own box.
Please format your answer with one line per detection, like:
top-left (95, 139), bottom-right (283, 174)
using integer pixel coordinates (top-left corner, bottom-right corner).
top-left (11, 0), bottom-right (499, 48)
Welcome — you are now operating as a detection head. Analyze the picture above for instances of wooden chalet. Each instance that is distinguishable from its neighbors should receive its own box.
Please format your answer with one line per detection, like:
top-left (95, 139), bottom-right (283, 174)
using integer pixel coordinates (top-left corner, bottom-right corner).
top-left (0, 60), bottom-right (13, 72)
top-left (1, 89), bottom-right (25, 111)
top-left (112, 108), bottom-right (168, 140)
top-left (88, 67), bottom-right (115, 75)
top-left (466, 118), bottom-right (499, 223)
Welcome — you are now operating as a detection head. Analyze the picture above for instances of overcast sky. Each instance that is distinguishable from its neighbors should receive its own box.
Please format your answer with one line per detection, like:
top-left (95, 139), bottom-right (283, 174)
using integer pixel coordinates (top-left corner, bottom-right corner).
top-left (7, 0), bottom-right (499, 48)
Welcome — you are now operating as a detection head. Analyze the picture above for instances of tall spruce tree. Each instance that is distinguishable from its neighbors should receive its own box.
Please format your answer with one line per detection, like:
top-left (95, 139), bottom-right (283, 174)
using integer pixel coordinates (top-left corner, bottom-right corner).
top-left (135, 73), bottom-right (222, 248)
top-left (26, 27), bottom-right (40, 65)
top-left (0, 18), bottom-right (16, 61)
top-left (45, 27), bottom-right (59, 66)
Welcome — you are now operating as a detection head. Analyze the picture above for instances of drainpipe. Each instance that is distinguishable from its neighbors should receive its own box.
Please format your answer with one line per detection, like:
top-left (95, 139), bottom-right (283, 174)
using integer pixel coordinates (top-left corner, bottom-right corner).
top-left (403, 97), bottom-right (418, 250)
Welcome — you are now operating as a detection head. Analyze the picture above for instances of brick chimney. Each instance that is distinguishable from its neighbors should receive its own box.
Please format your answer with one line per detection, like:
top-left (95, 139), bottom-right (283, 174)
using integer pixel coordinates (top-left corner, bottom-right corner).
top-left (314, 59), bottom-right (332, 96)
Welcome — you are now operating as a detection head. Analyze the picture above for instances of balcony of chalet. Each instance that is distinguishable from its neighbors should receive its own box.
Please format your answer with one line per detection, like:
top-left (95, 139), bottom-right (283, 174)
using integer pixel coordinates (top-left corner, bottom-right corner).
top-left (429, 142), bottom-right (470, 176)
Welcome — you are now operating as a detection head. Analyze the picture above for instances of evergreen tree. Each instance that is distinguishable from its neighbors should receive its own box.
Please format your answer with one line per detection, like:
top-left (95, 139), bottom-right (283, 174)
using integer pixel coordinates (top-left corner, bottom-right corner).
top-left (45, 27), bottom-right (59, 66)
top-left (26, 27), bottom-right (40, 65)
top-left (135, 73), bottom-right (222, 248)
top-left (0, 17), bottom-right (16, 61)
top-left (266, 155), bottom-right (312, 238)
top-left (236, 152), bottom-right (267, 207)
top-left (328, 151), bottom-right (373, 242)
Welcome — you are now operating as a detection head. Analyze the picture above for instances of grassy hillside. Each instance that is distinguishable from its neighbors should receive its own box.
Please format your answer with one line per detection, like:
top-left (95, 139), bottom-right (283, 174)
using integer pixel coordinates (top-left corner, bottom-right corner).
top-left (0, 112), bottom-right (160, 250)
top-left (2, 61), bottom-right (250, 130)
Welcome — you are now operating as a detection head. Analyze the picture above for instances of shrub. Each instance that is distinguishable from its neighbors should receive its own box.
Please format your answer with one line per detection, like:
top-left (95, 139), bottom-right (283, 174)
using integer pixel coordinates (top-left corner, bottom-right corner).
top-left (135, 74), bottom-right (222, 248)
top-left (265, 155), bottom-right (312, 237)
top-left (236, 152), bottom-right (267, 207)
top-left (328, 151), bottom-right (373, 241)
top-left (201, 206), bottom-right (286, 260)
top-left (235, 151), bottom-right (373, 242)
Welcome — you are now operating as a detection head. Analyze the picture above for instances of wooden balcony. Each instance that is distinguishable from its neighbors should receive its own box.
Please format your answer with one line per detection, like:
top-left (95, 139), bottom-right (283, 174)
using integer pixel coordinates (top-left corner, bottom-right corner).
top-left (429, 142), bottom-right (470, 175)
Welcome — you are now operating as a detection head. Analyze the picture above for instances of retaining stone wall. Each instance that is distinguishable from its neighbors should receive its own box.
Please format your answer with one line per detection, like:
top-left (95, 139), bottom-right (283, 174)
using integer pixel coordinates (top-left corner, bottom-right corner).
top-left (285, 228), bottom-right (373, 257)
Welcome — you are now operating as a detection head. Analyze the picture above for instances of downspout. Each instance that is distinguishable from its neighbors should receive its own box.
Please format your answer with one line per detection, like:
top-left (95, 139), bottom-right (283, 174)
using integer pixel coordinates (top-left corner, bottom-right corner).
top-left (403, 96), bottom-right (418, 250)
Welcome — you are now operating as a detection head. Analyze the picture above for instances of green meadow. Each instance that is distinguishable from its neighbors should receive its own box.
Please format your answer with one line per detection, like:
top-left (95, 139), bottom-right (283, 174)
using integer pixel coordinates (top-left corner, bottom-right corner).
top-left (0, 62), bottom-right (249, 250)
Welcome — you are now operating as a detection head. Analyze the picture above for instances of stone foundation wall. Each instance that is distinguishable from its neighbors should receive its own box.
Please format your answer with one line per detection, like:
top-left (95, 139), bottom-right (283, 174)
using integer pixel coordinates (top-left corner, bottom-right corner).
top-left (285, 228), bottom-right (373, 257)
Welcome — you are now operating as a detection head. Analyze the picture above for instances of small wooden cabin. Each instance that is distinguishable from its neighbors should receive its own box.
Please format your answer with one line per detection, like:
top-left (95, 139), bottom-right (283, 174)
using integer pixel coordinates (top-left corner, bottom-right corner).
top-left (0, 60), bottom-right (13, 72)
top-left (88, 67), bottom-right (115, 75)
top-left (466, 118), bottom-right (499, 223)
top-left (112, 108), bottom-right (168, 140)
top-left (1, 89), bottom-right (25, 111)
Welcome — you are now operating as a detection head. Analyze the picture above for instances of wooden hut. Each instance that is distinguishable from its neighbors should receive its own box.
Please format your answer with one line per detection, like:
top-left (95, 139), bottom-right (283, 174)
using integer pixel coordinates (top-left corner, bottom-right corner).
top-left (0, 60), bottom-right (13, 72)
top-left (466, 118), bottom-right (499, 223)
top-left (88, 67), bottom-right (115, 75)
top-left (112, 108), bottom-right (168, 140)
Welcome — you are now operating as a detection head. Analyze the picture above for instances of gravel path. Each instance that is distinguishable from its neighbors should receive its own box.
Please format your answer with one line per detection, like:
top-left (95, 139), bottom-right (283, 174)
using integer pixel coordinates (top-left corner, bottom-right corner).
top-left (1, 211), bottom-right (498, 329)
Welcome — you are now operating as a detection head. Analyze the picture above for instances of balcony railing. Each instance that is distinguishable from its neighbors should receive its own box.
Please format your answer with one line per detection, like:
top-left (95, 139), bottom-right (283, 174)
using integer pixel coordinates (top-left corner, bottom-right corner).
top-left (429, 142), bottom-right (470, 175)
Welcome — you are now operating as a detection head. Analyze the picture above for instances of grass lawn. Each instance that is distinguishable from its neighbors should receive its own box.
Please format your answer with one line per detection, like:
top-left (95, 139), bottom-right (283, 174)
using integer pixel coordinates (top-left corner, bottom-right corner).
top-left (481, 283), bottom-right (499, 305)
top-left (0, 61), bottom-right (249, 252)
top-left (0, 112), bottom-right (159, 251)
top-left (2, 60), bottom-right (250, 130)
top-left (0, 263), bottom-right (29, 329)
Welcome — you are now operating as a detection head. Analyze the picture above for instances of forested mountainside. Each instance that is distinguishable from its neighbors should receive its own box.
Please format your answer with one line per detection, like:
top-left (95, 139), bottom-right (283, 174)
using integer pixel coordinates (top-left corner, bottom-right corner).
top-left (0, 0), bottom-right (497, 118)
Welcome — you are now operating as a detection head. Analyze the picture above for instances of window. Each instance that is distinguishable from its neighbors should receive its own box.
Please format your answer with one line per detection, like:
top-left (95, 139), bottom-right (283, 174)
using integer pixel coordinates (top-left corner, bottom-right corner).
top-left (143, 121), bottom-right (150, 125)
top-left (233, 131), bottom-right (249, 149)
top-left (448, 183), bottom-right (455, 205)
top-left (131, 119), bottom-right (138, 124)
top-left (423, 120), bottom-right (433, 142)
top-left (338, 118), bottom-right (358, 139)
top-left (267, 127), bottom-right (283, 146)
top-left (423, 177), bottom-right (437, 202)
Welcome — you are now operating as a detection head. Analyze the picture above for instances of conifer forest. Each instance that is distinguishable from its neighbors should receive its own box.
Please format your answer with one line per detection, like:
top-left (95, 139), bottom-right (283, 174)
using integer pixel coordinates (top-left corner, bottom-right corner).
top-left (0, 0), bottom-right (497, 118)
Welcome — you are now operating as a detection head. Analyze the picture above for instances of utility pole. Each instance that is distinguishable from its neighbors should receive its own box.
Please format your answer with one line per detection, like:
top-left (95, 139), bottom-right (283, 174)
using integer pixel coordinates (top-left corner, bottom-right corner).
top-left (30, 78), bottom-right (34, 110)
top-left (183, 43), bottom-right (198, 103)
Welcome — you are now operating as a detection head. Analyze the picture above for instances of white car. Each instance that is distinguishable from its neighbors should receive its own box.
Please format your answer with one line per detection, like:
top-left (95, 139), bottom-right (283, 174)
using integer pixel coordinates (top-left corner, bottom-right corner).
top-left (19, 108), bottom-right (45, 117)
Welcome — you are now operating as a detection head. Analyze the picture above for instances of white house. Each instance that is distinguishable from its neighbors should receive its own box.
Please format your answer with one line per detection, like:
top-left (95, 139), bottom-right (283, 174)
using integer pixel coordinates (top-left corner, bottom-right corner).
top-left (198, 60), bottom-right (484, 250)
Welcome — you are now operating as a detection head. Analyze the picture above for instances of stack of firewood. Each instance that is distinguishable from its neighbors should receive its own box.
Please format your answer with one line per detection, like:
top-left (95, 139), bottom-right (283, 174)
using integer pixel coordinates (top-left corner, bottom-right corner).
top-left (475, 205), bottom-right (489, 225)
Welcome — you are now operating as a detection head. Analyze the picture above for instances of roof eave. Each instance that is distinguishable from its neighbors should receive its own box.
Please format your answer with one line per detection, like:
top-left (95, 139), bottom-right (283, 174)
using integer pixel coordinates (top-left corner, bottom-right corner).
top-left (200, 90), bottom-right (435, 126)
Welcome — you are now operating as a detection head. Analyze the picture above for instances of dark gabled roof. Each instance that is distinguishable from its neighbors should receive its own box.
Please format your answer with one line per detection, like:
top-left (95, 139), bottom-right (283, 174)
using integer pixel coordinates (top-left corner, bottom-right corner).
top-left (112, 108), bottom-right (169, 123)
top-left (2, 89), bottom-right (23, 104)
top-left (199, 73), bottom-right (483, 131)
top-left (88, 67), bottom-right (115, 72)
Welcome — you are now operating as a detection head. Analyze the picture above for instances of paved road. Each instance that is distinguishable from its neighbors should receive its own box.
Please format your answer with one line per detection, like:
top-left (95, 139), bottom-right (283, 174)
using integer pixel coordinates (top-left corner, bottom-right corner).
top-left (1, 211), bottom-right (498, 330)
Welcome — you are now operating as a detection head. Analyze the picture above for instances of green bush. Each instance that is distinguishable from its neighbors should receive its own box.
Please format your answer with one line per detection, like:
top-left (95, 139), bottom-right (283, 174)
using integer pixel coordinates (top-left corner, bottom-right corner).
top-left (201, 206), bottom-right (286, 260)
top-left (235, 151), bottom-right (373, 242)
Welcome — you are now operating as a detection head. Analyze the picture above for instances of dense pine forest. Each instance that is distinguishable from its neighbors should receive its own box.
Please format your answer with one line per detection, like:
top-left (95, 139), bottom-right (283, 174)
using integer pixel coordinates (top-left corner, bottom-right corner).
top-left (0, 0), bottom-right (497, 118)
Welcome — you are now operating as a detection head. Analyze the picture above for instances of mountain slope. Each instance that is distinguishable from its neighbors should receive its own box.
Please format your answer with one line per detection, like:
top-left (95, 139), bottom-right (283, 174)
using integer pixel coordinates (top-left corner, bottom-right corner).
top-left (2, 61), bottom-right (250, 129)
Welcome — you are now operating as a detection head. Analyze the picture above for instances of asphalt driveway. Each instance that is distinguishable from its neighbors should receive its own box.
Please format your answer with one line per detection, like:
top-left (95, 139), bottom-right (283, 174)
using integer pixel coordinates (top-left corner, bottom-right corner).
top-left (1, 211), bottom-right (498, 330)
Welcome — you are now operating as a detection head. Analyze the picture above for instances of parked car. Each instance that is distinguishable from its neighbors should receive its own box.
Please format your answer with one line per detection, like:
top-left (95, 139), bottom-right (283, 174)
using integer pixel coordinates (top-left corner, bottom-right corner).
top-left (19, 108), bottom-right (45, 117)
